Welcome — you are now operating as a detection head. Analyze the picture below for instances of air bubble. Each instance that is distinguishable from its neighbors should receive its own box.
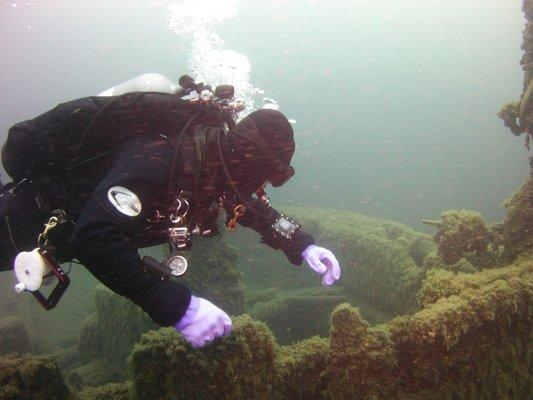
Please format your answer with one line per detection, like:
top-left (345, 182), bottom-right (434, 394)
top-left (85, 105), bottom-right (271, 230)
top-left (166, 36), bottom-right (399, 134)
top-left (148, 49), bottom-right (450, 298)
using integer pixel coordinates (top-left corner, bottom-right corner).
top-left (167, 0), bottom-right (260, 116)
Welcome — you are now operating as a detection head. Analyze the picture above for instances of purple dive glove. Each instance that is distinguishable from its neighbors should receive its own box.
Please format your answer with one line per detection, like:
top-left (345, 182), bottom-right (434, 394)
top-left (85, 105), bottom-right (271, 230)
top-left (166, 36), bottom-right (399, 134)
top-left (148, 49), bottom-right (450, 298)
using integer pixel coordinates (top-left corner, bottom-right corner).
top-left (174, 295), bottom-right (233, 348)
top-left (302, 245), bottom-right (341, 286)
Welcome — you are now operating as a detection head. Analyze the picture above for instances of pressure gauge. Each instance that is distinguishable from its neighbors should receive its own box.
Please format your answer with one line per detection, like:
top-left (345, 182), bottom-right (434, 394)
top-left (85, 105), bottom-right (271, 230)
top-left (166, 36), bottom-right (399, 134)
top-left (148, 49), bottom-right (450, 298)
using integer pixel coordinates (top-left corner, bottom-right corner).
top-left (167, 255), bottom-right (188, 276)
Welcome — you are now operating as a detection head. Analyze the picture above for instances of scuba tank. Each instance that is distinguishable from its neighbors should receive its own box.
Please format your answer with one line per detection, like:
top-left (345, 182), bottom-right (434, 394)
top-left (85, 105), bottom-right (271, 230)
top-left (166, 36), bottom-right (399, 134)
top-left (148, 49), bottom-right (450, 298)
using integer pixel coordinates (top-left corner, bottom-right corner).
top-left (98, 73), bottom-right (181, 96)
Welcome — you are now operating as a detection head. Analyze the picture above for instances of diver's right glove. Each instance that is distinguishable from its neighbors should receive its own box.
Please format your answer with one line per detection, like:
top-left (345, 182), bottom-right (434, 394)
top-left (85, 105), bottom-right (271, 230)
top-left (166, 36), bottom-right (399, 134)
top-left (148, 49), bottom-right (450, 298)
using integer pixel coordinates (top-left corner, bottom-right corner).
top-left (174, 295), bottom-right (233, 348)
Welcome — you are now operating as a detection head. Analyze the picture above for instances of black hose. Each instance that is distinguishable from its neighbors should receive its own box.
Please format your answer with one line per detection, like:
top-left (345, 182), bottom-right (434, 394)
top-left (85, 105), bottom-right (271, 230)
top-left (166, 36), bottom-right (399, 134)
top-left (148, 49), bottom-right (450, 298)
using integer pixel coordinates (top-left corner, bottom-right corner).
top-left (166, 112), bottom-right (200, 195)
top-left (215, 129), bottom-right (270, 220)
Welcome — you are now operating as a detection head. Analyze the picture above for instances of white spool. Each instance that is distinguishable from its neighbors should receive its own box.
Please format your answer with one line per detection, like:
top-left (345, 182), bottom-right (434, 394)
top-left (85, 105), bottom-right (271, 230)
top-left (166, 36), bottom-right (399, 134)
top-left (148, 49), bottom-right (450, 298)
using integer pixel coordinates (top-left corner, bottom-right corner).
top-left (13, 248), bottom-right (49, 292)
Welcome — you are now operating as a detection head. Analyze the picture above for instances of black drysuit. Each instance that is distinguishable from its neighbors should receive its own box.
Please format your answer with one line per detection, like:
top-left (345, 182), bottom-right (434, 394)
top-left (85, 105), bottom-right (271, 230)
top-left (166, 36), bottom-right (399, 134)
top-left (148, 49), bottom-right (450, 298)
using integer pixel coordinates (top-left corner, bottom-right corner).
top-left (1, 92), bottom-right (314, 326)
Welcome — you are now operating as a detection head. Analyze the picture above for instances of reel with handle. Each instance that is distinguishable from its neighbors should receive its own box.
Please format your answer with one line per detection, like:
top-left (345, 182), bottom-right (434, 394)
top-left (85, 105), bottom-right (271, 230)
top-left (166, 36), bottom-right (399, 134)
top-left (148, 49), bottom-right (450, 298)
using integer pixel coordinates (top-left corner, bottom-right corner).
top-left (13, 212), bottom-right (71, 310)
top-left (13, 248), bottom-right (70, 310)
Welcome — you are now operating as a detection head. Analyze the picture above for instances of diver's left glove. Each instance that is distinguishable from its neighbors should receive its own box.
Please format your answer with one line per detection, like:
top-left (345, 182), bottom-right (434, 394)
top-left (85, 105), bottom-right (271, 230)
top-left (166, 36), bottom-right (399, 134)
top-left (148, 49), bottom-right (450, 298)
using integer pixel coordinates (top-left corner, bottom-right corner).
top-left (302, 245), bottom-right (341, 286)
top-left (174, 295), bottom-right (233, 348)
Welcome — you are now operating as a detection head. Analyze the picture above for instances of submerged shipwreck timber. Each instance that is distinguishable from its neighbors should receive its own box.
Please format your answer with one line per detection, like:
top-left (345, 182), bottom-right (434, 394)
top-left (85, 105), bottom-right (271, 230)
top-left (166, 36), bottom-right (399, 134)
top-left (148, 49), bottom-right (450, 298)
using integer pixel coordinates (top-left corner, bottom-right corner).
top-left (2, 1), bottom-right (533, 399)
top-left (2, 193), bottom-right (529, 399)
top-left (1, 230), bottom-right (531, 400)
top-left (1, 159), bottom-right (531, 399)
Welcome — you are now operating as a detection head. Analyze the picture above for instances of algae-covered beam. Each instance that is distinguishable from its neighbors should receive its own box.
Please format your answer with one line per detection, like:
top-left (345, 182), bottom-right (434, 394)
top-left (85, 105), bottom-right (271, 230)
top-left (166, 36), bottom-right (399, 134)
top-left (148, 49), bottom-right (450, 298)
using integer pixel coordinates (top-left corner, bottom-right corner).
top-left (421, 219), bottom-right (443, 228)
top-left (497, 100), bottom-right (524, 137)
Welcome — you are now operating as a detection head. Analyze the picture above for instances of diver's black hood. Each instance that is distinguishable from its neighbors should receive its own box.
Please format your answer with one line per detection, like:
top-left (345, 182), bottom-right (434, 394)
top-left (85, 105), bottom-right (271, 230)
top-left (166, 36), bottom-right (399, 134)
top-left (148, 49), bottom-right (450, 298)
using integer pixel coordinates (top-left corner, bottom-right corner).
top-left (225, 109), bottom-right (295, 189)
top-left (239, 109), bottom-right (295, 166)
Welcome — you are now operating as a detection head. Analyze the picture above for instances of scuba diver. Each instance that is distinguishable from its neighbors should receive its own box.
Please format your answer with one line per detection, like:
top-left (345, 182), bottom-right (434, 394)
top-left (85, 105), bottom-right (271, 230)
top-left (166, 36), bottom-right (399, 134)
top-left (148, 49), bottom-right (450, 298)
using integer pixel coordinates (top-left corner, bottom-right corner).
top-left (0, 74), bottom-right (341, 348)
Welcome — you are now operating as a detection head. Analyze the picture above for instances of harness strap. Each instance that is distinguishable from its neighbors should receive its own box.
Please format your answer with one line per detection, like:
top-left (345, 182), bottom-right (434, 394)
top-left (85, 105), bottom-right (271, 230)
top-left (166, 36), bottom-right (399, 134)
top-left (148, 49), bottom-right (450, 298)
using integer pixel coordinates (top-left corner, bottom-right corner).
top-left (65, 94), bottom-right (132, 188)
top-left (192, 125), bottom-right (207, 196)
top-left (4, 216), bottom-right (19, 253)
top-left (166, 112), bottom-right (200, 199)
top-left (215, 128), bottom-right (271, 222)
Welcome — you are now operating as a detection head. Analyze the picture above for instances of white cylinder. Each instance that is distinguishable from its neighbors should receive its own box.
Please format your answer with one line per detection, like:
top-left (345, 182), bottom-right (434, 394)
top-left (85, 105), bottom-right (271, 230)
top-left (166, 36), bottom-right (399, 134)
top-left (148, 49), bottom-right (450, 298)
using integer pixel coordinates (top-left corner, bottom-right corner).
top-left (14, 282), bottom-right (26, 293)
top-left (98, 73), bottom-right (179, 96)
top-left (13, 248), bottom-right (49, 292)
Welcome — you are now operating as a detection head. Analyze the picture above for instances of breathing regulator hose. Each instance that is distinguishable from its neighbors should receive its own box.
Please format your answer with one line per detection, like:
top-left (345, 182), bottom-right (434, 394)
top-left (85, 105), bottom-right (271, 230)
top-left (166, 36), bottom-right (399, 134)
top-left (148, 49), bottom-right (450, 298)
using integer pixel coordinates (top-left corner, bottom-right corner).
top-left (215, 129), bottom-right (271, 221)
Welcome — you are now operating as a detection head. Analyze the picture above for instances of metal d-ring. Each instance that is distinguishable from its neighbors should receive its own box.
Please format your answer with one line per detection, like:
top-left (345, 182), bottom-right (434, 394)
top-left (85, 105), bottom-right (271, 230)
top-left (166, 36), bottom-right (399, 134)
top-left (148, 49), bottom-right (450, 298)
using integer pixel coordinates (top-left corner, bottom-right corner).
top-left (169, 197), bottom-right (189, 224)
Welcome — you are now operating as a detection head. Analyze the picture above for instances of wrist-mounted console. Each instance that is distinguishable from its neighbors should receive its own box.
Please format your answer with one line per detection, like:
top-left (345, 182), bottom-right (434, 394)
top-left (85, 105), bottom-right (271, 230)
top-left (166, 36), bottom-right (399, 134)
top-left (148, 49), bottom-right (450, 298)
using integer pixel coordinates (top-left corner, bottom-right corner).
top-left (271, 215), bottom-right (300, 240)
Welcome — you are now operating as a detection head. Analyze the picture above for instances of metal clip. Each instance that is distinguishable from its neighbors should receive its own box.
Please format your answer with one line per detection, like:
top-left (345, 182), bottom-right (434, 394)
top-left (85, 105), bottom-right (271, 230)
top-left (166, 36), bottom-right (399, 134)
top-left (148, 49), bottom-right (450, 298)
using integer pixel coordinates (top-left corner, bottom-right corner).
top-left (256, 186), bottom-right (271, 207)
top-left (227, 204), bottom-right (246, 232)
top-left (168, 227), bottom-right (191, 250)
top-left (38, 217), bottom-right (59, 248)
top-left (169, 197), bottom-right (189, 224)
top-left (147, 210), bottom-right (166, 223)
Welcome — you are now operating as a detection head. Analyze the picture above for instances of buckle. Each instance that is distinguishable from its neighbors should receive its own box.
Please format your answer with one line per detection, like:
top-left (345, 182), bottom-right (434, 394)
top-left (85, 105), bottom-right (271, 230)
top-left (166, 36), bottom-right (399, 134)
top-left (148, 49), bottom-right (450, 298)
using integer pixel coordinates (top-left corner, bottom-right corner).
top-left (168, 227), bottom-right (191, 250)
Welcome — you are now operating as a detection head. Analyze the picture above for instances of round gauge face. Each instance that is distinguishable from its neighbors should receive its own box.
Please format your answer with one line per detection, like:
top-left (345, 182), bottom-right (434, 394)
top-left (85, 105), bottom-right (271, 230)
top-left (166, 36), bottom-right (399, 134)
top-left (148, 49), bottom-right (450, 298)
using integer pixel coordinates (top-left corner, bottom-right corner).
top-left (167, 255), bottom-right (188, 276)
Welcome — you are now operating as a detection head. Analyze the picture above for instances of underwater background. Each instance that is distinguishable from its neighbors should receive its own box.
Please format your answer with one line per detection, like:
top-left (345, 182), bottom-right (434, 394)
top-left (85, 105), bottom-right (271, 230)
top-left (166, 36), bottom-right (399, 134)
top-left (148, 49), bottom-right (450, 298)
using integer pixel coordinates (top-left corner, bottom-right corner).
top-left (0, 0), bottom-right (532, 399)
top-left (0, 0), bottom-right (529, 226)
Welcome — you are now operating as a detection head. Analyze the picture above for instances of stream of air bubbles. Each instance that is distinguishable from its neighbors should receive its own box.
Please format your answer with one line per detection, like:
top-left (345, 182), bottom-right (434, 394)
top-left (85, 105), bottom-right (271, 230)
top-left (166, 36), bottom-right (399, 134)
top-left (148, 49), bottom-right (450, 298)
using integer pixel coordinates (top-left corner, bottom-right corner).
top-left (167, 0), bottom-right (263, 116)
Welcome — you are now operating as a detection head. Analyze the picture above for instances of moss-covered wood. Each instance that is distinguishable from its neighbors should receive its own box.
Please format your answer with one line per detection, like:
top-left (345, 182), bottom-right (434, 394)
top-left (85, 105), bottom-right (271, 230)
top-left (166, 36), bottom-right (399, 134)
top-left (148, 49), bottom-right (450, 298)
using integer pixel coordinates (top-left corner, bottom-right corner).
top-left (0, 354), bottom-right (72, 400)
top-left (77, 382), bottom-right (133, 400)
top-left (130, 315), bottom-right (281, 400)
top-left (122, 253), bottom-right (532, 400)
top-left (285, 207), bottom-right (429, 315)
top-left (278, 336), bottom-right (330, 400)
top-left (501, 168), bottom-right (533, 260)
top-left (498, 0), bottom-right (533, 146)
top-left (423, 210), bottom-right (493, 265)
top-left (0, 317), bottom-right (37, 356)
top-left (249, 287), bottom-right (348, 344)
top-left (73, 285), bottom-right (156, 388)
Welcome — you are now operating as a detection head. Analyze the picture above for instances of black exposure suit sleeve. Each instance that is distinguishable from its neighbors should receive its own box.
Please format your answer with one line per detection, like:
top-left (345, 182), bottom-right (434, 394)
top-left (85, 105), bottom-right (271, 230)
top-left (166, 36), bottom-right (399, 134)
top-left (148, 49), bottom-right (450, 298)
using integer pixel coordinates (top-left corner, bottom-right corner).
top-left (228, 199), bottom-right (315, 265)
top-left (70, 134), bottom-right (191, 327)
